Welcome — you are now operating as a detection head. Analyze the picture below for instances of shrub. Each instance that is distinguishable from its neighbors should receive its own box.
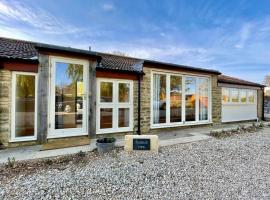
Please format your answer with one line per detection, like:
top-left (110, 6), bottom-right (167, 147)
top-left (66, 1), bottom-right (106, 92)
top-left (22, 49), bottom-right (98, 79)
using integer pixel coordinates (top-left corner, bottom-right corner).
top-left (76, 150), bottom-right (86, 158)
top-left (96, 137), bottom-right (116, 143)
top-left (7, 157), bottom-right (16, 168)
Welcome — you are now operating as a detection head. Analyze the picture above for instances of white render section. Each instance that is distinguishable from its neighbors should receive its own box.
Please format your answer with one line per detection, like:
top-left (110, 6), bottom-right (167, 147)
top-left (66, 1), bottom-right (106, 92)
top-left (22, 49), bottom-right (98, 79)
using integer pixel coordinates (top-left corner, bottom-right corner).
top-left (222, 87), bottom-right (257, 122)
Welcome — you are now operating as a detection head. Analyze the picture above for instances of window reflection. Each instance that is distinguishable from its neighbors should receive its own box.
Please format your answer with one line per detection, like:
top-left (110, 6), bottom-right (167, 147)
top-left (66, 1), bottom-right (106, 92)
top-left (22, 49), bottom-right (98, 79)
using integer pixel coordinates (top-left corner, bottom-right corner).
top-left (15, 74), bottom-right (35, 137)
top-left (100, 108), bottom-right (113, 129)
top-left (222, 88), bottom-right (229, 102)
top-left (118, 108), bottom-right (130, 127)
top-left (100, 82), bottom-right (113, 102)
top-left (119, 83), bottom-right (130, 102)
top-left (199, 78), bottom-right (208, 121)
top-left (170, 76), bottom-right (182, 122)
top-left (185, 77), bottom-right (196, 121)
top-left (240, 90), bottom-right (247, 102)
top-left (231, 90), bottom-right (239, 102)
top-left (55, 62), bottom-right (84, 129)
top-left (153, 74), bottom-right (166, 124)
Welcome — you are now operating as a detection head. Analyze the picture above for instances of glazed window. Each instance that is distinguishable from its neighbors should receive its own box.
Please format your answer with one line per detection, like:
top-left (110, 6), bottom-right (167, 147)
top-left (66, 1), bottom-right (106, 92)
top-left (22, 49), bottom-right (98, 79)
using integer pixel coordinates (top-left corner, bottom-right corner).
top-left (11, 72), bottom-right (37, 142)
top-left (248, 91), bottom-right (255, 103)
top-left (231, 90), bottom-right (239, 102)
top-left (222, 88), bottom-right (230, 102)
top-left (97, 79), bottom-right (133, 134)
top-left (240, 90), bottom-right (247, 103)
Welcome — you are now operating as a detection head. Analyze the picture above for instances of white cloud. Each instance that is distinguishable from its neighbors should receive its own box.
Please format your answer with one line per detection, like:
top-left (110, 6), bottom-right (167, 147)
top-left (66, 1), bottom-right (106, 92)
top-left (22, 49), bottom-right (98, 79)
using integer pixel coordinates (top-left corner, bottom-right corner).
top-left (102, 3), bottom-right (115, 11)
top-left (0, 0), bottom-right (83, 35)
top-left (234, 23), bottom-right (253, 49)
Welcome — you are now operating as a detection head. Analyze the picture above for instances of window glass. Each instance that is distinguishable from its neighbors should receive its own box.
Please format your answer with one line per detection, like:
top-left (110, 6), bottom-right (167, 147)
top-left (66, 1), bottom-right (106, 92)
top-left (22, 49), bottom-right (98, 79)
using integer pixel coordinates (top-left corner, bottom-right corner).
top-left (153, 74), bottom-right (167, 124)
top-left (240, 90), bottom-right (247, 103)
top-left (222, 88), bottom-right (230, 102)
top-left (198, 78), bottom-right (209, 121)
top-left (248, 91), bottom-right (255, 103)
top-left (231, 89), bottom-right (239, 102)
top-left (170, 75), bottom-right (182, 122)
top-left (118, 108), bottom-right (130, 127)
top-left (185, 77), bottom-right (196, 121)
top-left (55, 62), bottom-right (83, 129)
top-left (100, 108), bottom-right (113, 129)
top-left (100, 82), bottom-right (113, 102)
top-left (119, 83), bottom-right (130, 102)
top-left (15, 74), bottom-right (36, 137)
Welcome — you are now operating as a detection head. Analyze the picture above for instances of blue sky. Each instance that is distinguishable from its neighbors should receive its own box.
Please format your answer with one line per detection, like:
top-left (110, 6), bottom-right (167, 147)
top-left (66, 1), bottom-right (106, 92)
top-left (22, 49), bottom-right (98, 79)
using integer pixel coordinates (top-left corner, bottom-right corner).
top-left (0, 0), bottom-right (269, 83)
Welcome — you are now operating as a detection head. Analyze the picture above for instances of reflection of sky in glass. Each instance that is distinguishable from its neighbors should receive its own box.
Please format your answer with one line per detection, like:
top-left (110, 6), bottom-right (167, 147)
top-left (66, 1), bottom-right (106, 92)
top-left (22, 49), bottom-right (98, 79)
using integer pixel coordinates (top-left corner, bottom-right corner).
top-left (56, 62), bottom-right (70, 86)
top-left (185, 77), bottom-right (196, 94)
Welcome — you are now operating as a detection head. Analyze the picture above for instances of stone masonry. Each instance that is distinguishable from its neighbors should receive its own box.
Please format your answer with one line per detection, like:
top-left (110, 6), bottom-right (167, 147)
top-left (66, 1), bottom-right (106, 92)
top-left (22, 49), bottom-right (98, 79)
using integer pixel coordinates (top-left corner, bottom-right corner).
top-left (0, 69), bottom-right (11, 147)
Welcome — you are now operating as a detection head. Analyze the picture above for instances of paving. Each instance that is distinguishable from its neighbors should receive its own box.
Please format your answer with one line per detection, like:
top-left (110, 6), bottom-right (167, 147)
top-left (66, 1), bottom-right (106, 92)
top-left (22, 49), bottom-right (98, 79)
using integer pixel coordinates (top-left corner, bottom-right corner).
top-left (0, 121), bottom-right (264, 164)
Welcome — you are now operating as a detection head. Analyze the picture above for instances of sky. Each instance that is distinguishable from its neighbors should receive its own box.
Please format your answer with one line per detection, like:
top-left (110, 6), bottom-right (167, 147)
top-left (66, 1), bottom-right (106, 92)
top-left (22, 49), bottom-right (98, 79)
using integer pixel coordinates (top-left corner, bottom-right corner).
top-left (0, 0), bottom-right (270, 83)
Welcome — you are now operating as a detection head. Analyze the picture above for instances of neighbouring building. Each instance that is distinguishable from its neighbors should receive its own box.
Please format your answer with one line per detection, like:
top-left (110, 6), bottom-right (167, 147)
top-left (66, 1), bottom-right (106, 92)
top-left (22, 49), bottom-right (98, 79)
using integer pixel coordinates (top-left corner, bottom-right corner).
top-left (0, 37), bottom-right (265, 148)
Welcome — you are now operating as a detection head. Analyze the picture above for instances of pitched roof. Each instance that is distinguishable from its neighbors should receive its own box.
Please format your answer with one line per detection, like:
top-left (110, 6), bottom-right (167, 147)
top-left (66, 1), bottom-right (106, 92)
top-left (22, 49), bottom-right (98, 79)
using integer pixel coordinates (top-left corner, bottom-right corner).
top-left (218, 75), bottom-right (264, 88)
top-left (0, 37), bottom-right (37, 60)
top-left (0, 36), bottom-right (219, 74)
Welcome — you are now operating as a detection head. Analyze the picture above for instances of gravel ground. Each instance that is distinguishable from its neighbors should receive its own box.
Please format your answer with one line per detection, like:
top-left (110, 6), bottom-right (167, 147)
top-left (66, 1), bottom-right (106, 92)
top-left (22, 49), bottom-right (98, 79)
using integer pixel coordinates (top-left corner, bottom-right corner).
top-left (1, 129), bottom-right (270, 200)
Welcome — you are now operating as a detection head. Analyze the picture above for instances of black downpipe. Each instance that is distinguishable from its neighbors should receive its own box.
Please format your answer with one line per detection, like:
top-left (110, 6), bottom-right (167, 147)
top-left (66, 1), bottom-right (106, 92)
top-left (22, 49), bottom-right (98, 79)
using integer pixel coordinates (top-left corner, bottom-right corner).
top-left (262, 87), bottom-right (265, 121)
top-left (137, 74), bottom-right (142, 135)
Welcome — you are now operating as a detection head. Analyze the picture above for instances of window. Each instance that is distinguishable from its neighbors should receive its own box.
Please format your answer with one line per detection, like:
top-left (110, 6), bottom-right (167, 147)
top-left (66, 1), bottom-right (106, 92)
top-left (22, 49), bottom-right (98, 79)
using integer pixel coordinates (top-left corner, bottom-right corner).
top-left (153, 74), bottom-right (167, 124)
top-left (231, 89), bottom-right (239, 102)
top-left (248, 91), bottom-right (255, 103)
top-left (198, 78), bottom-right (209, 121)
top-left (152, 72), bottom-right (210, 127)
top-left (185, 77), bottom-right (196, 122)
top-left (222, 88), bottom-right (230, 102)
top-left (222, 87), bottom-right (256, 104)
top-left (97, 79), bottom-right (133, 133)
top-left (170, 75), bottom-right (182, 123)
top-left (11, 72), bottom-right (37, 141)
top-left (240, 90), bottom-right (247, 103)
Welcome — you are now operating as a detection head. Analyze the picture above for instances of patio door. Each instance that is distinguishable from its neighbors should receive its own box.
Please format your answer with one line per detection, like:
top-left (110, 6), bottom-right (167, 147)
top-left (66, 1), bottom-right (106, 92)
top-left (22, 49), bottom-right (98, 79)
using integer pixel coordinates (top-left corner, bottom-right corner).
top-left (48, 57), bottom-right (89, 138)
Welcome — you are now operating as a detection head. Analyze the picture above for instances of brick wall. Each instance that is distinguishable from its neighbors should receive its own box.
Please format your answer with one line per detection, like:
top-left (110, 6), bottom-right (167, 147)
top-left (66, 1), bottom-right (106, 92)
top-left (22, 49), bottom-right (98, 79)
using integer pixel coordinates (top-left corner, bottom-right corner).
top-left (0, 69), bottom-right (11, 147)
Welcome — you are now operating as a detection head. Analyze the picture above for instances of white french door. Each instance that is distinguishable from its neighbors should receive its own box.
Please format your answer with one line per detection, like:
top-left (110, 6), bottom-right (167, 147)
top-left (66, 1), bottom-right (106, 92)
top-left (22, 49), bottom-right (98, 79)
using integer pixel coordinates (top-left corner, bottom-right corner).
top-left (48, 57), bottom-right (89, 138)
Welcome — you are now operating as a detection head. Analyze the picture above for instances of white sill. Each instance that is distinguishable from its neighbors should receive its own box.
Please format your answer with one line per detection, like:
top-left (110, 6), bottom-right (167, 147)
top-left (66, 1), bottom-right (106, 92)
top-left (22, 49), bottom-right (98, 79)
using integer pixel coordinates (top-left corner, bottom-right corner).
top-left (10, 137), bottom-right (37, 142)
top-left (151, 121), bottom-right (212, 129)
top-left (97, 128), bottom-right (133, 134)
top-left (47, 132), bottom-right (88, 139)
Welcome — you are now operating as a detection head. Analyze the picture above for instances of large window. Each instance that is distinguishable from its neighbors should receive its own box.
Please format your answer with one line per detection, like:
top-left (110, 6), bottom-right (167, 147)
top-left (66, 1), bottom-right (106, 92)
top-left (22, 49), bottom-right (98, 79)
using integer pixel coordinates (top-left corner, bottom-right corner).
top-left (11, 72), bottom-right (37, 141)
top-left (97, 79), bottom-right (133, 133)
top-left (222, 87), bottom-right (256, 104)
top-left (152, 72), bottom-right (210, 127)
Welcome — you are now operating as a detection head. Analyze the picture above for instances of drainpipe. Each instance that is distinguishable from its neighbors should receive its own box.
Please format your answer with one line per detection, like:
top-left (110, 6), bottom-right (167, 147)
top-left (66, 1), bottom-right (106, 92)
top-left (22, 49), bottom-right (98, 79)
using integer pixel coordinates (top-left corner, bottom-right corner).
top-left (262, 87), bottom-right (265, 121)
top-left (137, 73), bottom-right (142, 135)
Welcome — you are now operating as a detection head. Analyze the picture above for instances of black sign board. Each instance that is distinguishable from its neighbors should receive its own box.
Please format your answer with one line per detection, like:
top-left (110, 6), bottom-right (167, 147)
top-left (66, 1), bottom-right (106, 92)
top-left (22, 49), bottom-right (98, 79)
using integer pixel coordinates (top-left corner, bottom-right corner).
top-left (133, 138), bottom-right (151, 150)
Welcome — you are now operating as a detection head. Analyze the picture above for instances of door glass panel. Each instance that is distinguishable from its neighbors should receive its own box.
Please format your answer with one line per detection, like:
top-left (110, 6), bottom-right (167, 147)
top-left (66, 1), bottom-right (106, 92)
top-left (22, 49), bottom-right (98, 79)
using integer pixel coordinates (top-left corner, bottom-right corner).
top-left (15, 74), bottom-right (35, 137)
top-left (153, 74), bottom-right (166, 124)
top-left (100, 108), bottom-right (113, 129)
top-left (119, 83), bottom-right (130, 102)
top-left (170, 75), bottom-right (182, 122)
top-left (198, 78), bottom-right (209, 121)
top-left (100, 82), bottom-right (113, 102)
top-left (185, 77), bottom-right (196, 121)
top-left (55, 62), bottom-right (84, 129)
top-left (118, 108), bottom-right (129, 127)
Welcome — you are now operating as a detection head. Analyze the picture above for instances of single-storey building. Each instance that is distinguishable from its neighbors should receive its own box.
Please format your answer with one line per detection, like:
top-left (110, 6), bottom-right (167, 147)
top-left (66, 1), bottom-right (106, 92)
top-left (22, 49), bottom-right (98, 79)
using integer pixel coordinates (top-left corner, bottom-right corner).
top-left (0, 37), bottom-right (265, 148)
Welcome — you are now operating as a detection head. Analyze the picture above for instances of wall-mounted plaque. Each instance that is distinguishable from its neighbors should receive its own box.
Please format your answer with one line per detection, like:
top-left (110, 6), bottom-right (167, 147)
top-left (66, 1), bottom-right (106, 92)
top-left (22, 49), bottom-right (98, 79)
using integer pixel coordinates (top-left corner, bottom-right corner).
top-left (133, 138), bottom-right (151, 150)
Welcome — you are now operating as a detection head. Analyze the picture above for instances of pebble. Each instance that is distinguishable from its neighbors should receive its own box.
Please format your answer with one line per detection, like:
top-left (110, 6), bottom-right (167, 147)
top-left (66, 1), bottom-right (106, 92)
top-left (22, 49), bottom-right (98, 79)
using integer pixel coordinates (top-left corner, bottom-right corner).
top-left (0, 130), bottom-right (270, 199)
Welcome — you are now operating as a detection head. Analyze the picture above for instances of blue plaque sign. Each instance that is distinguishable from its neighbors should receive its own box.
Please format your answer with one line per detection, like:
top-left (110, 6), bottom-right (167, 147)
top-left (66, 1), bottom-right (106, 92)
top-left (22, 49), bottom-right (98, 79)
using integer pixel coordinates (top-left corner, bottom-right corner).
top-left (133, 138), bottom-right (151, 150)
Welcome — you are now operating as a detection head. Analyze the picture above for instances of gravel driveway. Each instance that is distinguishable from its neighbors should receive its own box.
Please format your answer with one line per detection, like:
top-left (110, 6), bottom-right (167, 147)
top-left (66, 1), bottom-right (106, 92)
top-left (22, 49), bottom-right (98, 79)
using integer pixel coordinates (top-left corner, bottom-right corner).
top-left (1, 129), bottom-right (270, 199)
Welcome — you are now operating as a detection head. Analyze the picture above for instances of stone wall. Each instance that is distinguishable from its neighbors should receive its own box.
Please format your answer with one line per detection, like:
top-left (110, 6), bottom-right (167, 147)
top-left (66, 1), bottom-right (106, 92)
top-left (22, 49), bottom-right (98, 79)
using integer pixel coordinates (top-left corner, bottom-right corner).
top-left (0, 69), bottom-right (11, 147)
top-left (257, 88), bottom-right (264, 120)
top-left (211, 75), bottom-right (222, 124)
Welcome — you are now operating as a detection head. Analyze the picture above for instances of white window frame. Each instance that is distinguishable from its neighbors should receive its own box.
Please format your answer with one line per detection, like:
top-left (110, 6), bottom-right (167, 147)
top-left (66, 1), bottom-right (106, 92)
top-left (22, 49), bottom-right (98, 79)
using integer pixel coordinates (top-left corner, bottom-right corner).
top-left (48, 56), bottom-right (89, 139)
top-left (222, 87), bottom-right (256, 105)
top-left (96, 78), bottom-right (133, 134)
top-left (150, 70), bottom-right (212, 129)
top-left (11, 71), bottom-right (38, 142)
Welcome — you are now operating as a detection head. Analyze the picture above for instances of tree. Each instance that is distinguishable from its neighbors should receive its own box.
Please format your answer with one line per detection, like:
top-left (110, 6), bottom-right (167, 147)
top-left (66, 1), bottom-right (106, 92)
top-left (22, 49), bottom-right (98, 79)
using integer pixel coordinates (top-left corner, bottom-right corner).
top-left (263, 75), bottom-right (270, 87)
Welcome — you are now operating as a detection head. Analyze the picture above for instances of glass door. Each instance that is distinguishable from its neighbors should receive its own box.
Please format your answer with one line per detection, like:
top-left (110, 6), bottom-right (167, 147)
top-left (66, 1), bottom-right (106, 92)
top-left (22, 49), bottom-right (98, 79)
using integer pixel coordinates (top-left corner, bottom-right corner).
top-left (49, 57), bottom-right (88, 138)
